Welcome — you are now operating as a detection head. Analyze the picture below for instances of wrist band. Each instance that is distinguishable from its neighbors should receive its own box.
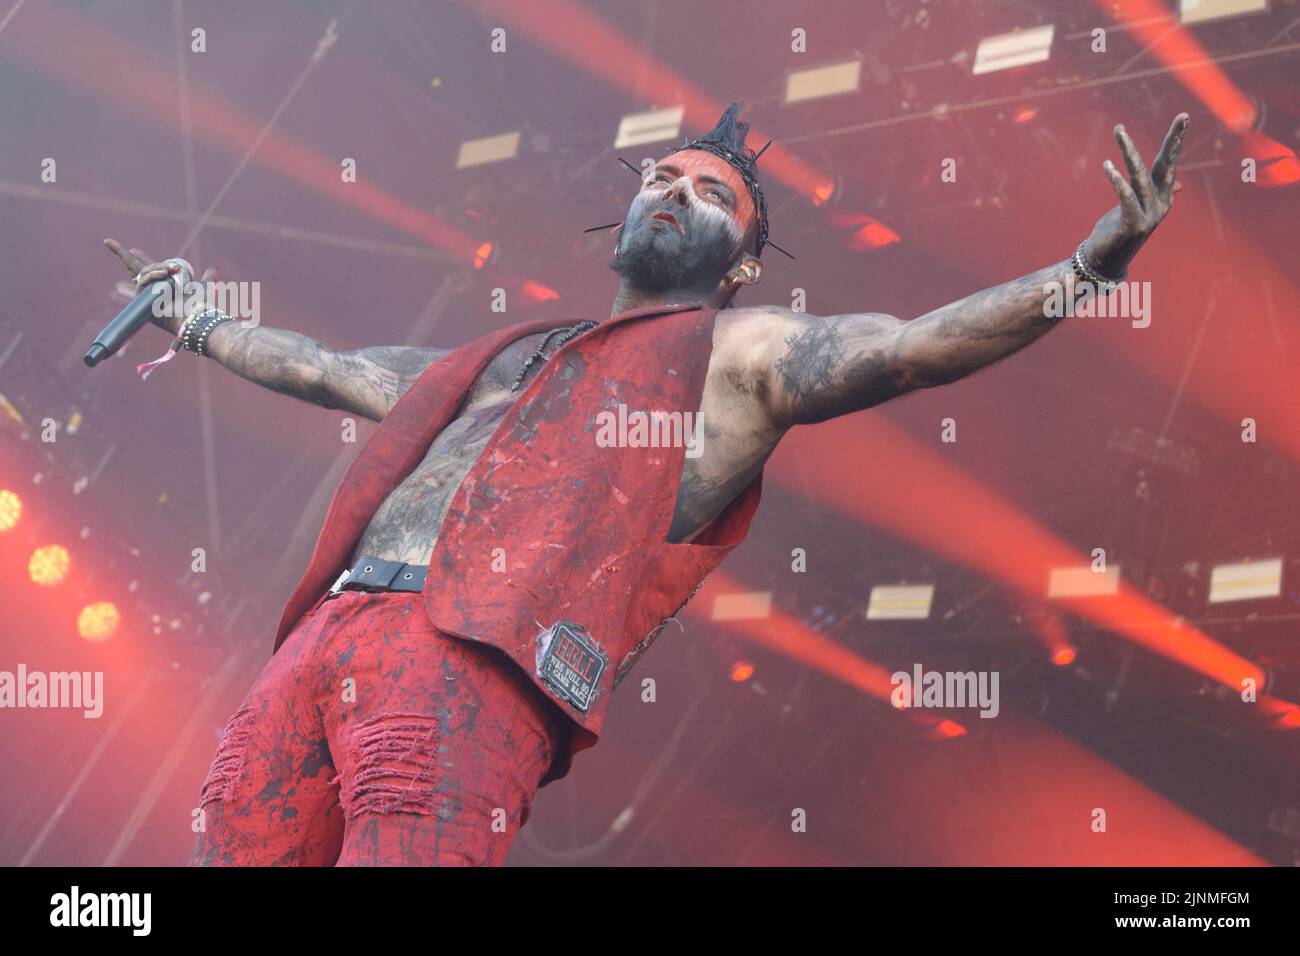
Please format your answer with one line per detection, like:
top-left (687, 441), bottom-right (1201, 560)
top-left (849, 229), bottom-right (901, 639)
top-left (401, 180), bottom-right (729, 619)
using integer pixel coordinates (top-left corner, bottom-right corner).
top-left (1071, 242), bottom-right (1126, 292)
top-left (135, 305), bottom-right (232, 382)
top-left (181, 309), bottom-right (233, 356)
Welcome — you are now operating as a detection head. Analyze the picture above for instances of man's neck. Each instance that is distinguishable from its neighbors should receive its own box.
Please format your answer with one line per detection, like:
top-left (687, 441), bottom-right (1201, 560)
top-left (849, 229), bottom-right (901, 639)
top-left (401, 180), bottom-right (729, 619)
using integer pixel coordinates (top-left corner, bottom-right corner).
top-left (610, 282), bottom-right (727, 318)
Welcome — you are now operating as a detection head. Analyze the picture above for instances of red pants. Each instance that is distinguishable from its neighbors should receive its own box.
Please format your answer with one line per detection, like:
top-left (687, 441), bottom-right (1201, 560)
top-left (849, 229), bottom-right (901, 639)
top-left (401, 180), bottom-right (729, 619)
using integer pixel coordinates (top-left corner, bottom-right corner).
top-left (191, 588), bottom-right (569, 866)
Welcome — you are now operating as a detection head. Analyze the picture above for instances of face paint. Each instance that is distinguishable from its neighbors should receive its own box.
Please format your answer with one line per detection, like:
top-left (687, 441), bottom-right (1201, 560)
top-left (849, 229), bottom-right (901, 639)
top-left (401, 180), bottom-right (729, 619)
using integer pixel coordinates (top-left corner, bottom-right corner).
top-left (613, 151), bottom-right (758, 293)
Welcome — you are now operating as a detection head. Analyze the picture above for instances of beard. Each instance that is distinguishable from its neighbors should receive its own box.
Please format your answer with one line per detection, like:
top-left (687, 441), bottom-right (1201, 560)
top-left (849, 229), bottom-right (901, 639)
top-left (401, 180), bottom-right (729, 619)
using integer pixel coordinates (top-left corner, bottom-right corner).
top-left (611, 232), bottom-right (690, 291)
top-left (610, 195), bottom-right (746, 294)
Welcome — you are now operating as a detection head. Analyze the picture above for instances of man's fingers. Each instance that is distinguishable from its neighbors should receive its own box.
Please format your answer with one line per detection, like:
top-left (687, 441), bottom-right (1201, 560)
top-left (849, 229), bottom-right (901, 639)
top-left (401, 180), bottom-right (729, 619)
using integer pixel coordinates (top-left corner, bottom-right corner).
top-left (104, 237), bottom-right (140, 274)
top-left (1115, 124), bottom-right (1154, 210)
top-left (1103, 159), bottom-right (1143, 220)
top-left (134, 263), bottom-right (179, 288)
top-left (1150, 112), bottom-right (1189, 192)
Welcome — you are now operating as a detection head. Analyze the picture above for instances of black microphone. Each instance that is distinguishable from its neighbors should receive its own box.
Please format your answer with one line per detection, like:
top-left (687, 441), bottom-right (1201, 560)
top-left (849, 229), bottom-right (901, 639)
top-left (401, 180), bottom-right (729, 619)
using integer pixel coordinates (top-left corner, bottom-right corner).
top-left (84, 258), bottom-right (193, 368)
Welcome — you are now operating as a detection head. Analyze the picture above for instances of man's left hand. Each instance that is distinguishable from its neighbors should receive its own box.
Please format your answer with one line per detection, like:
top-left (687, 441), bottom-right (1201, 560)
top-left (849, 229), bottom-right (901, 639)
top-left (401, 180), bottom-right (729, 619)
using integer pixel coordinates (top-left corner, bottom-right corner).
top-left (1082, 112), bottom-right (1189, 279)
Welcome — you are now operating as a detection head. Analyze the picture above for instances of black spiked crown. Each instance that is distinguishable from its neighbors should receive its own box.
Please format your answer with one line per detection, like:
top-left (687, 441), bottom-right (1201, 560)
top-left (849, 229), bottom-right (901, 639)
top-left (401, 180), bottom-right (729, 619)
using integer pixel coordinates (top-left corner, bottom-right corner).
top-left (591, 99), bottom-right (793, 258)
top-left (675, 100), bottom-right (776, 257)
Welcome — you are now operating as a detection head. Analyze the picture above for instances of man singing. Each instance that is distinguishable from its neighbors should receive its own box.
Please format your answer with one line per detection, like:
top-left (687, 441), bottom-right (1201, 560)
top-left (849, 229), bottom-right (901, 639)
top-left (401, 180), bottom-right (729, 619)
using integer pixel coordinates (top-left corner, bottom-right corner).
top-left (105, 102), bottom-right (1187, 866)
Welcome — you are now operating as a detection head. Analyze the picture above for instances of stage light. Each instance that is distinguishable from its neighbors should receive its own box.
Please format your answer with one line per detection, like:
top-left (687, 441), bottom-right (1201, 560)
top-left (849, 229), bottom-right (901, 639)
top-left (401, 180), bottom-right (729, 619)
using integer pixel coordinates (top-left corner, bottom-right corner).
top-left (730, 660), bottom-right (755, 682)
top-left (519, 279), bottom-right (559, 303)
top-left (865, 584), bottom-right (934, 621)
top-left (1179, 0), bottom-right (1268, 25)
top-left (1276, 708), bottom-right (1300, 730)
top-left (1208, 557), bottom-right (1283, 604)
top-left (972, 25), bottom-right (1055, 76)
top-left (0, 489), bottom-right (21, 532)
top-left (1241, 127), bottom-right (1300, 187)
top-left (1011, 105), bottom-right (1039, 125)
top-left (29, 544), bottom-right (70, 586)
top-left (1047, 564), bottom-right (1121, 599)
top-left (824, 208), bottom-right (902, 251)
top-left (930, 719), bottom-right (968, 739)
top-left (838, 215), bottom-right (902, 251)
top-left (77, 602), bottom-right (120, 642)
top-left (784, 60), bottom-right (861, 104)
top-left (614, 105), bottom-right (684, 149)
top-left (456, 131), bottom-right (520, 169)
top-left (711, 590), bottom-right (772, 621)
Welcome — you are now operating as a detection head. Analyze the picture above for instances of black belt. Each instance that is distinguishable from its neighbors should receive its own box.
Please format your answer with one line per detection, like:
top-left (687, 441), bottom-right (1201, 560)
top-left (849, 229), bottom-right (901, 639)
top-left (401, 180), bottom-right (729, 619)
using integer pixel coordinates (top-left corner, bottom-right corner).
top-left (328, 556), bottom-right (428, 595)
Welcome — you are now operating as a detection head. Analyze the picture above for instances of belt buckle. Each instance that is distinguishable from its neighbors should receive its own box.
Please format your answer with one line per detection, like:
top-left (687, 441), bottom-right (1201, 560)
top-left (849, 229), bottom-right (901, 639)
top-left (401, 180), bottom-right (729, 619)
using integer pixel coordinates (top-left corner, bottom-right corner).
top-left (328, 568), bottom-right (351, 595)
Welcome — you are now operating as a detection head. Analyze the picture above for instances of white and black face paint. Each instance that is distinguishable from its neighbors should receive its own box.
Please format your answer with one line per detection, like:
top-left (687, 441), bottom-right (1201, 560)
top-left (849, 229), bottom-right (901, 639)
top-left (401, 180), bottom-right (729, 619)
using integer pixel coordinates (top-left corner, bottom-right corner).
top-left (612, 172), bottom-right (750, 293)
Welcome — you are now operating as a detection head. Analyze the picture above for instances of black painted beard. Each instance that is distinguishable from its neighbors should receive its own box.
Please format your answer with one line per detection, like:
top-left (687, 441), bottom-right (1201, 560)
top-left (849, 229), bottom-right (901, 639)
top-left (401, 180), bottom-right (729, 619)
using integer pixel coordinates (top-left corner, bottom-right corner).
top-left (610, 215), bottom-right (741, 293)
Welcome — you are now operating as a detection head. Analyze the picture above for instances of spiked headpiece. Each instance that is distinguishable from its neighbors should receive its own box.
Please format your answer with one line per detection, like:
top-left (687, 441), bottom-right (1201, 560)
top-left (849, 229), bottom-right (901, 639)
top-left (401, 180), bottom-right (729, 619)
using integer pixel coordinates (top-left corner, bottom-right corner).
top-left (675, 100), bottom-right (780, 257)
top-left (588, 99), bottom-right (794, 259)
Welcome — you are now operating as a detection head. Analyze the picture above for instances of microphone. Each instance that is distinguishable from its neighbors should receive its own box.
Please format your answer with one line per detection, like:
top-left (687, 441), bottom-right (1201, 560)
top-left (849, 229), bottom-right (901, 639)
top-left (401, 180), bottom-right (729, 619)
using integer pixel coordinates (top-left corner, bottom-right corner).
top-left (84, 258), bottom-right (193, 367)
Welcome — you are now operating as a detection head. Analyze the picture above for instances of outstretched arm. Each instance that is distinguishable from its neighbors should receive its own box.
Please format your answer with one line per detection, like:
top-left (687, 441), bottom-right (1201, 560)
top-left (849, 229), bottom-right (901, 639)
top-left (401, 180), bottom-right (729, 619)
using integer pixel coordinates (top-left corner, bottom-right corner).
top-left (103, 239), bottom-right (445, 422)
top-left (753, 113), bottom-right (1188, 427)
top-left (201, 328), bottom-right (445, 423)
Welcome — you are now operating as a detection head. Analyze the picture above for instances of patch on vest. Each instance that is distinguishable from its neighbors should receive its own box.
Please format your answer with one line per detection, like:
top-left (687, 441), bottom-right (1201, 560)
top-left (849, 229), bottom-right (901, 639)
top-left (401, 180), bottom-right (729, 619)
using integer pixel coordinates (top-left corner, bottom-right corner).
top-left (536, 621), bottom-right (607, 713)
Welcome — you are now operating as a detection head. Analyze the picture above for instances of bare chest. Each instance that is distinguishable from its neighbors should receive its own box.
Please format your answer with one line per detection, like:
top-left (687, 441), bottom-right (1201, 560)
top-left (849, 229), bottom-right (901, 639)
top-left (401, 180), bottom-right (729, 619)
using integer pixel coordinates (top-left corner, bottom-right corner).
top-left (348, 325), bottom-right (771, 566)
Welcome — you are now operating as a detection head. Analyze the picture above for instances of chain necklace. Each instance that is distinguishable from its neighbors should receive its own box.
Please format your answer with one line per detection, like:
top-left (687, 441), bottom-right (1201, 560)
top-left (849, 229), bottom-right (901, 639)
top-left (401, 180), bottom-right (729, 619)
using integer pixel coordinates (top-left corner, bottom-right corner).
top-left (510, 321), bottom-right (598, 392)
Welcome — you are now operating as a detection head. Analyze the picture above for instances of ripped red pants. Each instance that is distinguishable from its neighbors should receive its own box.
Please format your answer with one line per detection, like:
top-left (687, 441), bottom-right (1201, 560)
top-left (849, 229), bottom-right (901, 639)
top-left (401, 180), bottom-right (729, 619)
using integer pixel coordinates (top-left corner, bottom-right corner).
top-left (191, 588), bottom-right (570, 866)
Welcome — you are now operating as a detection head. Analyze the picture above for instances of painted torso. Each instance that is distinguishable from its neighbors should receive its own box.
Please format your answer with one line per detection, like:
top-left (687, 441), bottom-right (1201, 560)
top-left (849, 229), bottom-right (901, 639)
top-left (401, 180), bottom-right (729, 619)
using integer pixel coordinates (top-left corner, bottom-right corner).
top-left (347, 318), bottom-right (772, 565)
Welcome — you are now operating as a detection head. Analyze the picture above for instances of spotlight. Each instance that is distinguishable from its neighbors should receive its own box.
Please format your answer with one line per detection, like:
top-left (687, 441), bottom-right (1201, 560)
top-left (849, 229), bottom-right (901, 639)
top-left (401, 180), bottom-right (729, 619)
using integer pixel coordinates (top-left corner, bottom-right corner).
top-left (711, 591), bottom-right (772, 621)
top-left (519, 279), bottom-right (559, 303)
top-left (730, 660), bottom-right (755, 682)
top-left (29, 544), bottom-right (70, 586)
top-left (1047, 564), bottom-right (1121, 599)
top-left (1179, 0), bottom-right (1269, 25)
top-left (0, 489), bottom-right (20, 532)
top-left (865, 584), bottom-right (934, 620)
top-left (78, 602), bottom-right (120, 642)
top-left (456, 131), bottom-right (520, 169)
top-left (1052, 647), bottom-right (1078, 667)
top-left (1208, 557), bottom-right (1283, 605)
top-left (972, 25), bottom-right (1055, 76)
top-left (784, 60), bottom-right (861, 104)
top-left (614, 105), bottom-right (684, 149)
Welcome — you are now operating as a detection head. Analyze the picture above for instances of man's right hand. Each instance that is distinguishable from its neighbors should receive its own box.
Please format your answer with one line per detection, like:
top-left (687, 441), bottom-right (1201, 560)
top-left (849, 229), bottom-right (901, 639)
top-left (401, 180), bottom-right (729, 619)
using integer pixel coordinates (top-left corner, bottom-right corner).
top-left (103, 237), bottom-right (184, 331)
top-left (102, 236), bottom-right (445, 420)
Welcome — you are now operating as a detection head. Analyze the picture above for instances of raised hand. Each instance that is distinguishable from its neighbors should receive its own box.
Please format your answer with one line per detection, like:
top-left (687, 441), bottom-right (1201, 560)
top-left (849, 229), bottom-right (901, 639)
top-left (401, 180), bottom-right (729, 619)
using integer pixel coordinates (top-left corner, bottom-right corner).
top-left (1082, 113), bottom-right (1188, 279)
top-left (103, 237), bottom-right (181, 290)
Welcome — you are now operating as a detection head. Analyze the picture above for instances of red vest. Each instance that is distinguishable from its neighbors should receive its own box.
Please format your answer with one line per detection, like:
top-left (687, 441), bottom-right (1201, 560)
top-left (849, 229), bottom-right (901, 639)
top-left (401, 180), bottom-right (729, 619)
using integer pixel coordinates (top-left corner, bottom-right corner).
top-left (274, 302), bottom-right (763, 757)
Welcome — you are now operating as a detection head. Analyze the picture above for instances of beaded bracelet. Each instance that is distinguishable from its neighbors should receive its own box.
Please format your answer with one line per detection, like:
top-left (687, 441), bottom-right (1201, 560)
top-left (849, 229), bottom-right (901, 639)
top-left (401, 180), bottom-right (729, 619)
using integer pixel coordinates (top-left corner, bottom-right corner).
top-left (1071, 242), bottom-right (1126, 293)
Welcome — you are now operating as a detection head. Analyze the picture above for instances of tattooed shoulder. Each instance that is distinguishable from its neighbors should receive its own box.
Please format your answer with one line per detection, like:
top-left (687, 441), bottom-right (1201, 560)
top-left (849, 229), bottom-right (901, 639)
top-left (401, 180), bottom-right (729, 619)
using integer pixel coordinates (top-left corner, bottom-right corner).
top-left (773, 320), bottom-right (847, 408)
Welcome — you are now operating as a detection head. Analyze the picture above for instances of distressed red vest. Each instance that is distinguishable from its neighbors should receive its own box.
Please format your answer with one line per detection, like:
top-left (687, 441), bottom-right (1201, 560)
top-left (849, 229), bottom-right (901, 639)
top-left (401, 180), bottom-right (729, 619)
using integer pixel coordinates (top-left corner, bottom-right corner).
top-left (273, 302), bottom-right (763, 758)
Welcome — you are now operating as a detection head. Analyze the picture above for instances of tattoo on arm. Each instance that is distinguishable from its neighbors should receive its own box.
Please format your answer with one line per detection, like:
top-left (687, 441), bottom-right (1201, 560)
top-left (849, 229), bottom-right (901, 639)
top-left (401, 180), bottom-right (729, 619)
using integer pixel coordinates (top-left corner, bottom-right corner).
top-left (325, 346), bottom-right (447, 420)
top-left (772, 316), bottom-right (908, 425)
top-left (891, 259), bottom-right (1075, 389)
top-left (774, 322), bottom-right (846, 410)
top-left (202, 322), bottom-right (446, 422)
top-left (768, 259), bottom-right (1079, 425)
